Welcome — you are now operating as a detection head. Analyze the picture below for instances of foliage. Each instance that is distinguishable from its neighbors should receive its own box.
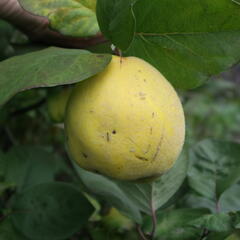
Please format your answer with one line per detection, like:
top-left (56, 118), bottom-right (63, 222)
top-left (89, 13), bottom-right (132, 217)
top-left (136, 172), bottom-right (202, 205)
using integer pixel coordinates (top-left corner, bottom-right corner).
top-left (0, 0), bottom-right (240, 240)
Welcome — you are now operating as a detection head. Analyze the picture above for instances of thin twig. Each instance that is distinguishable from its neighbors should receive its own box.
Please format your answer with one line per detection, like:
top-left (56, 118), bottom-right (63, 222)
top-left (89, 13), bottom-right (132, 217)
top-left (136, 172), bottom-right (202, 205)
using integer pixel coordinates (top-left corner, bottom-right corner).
top-left (150, 201), bottom-right (157, 239)
top-left (199, 228), bottom-right (209, 240)
top-left (136, 224), bottom-right (149, 240)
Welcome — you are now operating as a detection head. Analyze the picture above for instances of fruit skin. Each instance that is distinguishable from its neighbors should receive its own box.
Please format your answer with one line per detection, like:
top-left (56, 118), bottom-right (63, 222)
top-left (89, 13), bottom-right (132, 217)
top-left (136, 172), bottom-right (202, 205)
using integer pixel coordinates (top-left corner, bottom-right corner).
top-left (102, 208), bottom-right (133, 232)
top-left (47, 87), bottom-right (72, 123)
top-left (65, 56), bottom-right (185, 181)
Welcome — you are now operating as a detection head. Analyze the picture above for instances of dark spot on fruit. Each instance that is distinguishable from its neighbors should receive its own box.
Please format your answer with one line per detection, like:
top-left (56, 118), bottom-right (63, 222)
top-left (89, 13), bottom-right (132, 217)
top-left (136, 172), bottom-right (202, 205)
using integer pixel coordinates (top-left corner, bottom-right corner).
top-left (135, 155), bottom-right (148, 161)
top-left (82, 152), bottom-right (88, 158)
top-left (143, 79), bottom-right (146, 82)
top-left (106, 132), bottom-right (110, 142)
top-left (112, 130), bottom-right (116, 134)
top-left (138, 70), bottom-right (142, 73)
top-left (150, 127), bottom-right (153, 134)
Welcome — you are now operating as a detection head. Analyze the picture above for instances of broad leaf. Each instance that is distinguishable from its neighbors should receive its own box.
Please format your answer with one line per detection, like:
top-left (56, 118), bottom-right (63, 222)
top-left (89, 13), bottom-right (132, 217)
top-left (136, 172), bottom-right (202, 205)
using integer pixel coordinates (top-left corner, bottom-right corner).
top-left (144, 208), bottom-right (208, 240)
top-left (97, 0), bottom-right (138, 50)
top-left (0, 218), bottom-right (28, 240)
top-left (73, 165), bottom-right (142, 224)
top-left (11, 182), bottom-right (94, 240)
top-left (0, 47), bottom-right (111, 106)
top-left (118, 151), bottom-right (188, 213)
top-left (190, 213), bottom-right (233, 232)
top-left (3, 146), bottom-right (60, 191)
top-left (18, 0), bottom-right (99, 37)
top-left (73, 150), bottom-right (187, 223)
top-left (99, 0), bottom-right (240, 89)
top-left (188, 139), bottom-right (240, 201)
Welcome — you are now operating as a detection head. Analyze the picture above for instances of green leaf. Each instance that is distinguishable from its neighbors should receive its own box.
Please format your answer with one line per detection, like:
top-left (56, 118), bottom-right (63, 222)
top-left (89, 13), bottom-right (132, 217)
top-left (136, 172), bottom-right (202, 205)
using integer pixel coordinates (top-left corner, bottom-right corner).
top-left (18, 0), bottom-right (99, 37)
top-left (96, 0), bottom-right (137, 50)
top-left (0, 47), bottom-right (111, 106)
top-left (11, 182), bottom-right (94, 240)
top-left (123, 0), bottom-right (240, 89)
top-left (190, 213), bottom-right (233, 232)
top-left (73, 150), bottom-right (187, 223)
top-left (180, 192), bottom-right (216, 213)
top-left (73, 164), bottom-right (142, 224)
top-left (144, 208), bottom-right (208, 240)
top-left (219, 183), bottom-right (240, 213)
top-left (225, 233), bottom-right (240, 240)
top-left (0, 20), bottom-right (15, 61)
top-left (188, 139), bottom-right (240, 201)
top-left (118, 151), bottom-right (188, 212)
top-left (0, 218), bottom-right (28, 240)
top-left (3, 146), bottom-right (60, 191)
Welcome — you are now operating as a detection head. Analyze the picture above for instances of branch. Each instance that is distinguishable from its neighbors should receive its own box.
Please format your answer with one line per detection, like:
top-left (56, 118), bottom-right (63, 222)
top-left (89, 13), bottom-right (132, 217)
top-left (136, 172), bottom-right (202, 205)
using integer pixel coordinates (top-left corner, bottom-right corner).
top-left (0, 0), bottom-right (108, 48)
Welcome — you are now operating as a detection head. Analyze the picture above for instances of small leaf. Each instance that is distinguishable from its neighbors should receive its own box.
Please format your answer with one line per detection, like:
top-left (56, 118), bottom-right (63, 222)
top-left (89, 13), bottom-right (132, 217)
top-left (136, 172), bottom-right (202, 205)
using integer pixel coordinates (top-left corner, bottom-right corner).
top-left (0, 47), bottom-right (111, 106)
top-left (188, 139), bottom-right (240, 201)
top-left (18, 0), bottom-right (99, 37)
top-left (11, 182), bottom-right (94, 240)
top-left (190, 213), bottom-right (233, 232)
top-left (97, 0), bottom-right (138, 50)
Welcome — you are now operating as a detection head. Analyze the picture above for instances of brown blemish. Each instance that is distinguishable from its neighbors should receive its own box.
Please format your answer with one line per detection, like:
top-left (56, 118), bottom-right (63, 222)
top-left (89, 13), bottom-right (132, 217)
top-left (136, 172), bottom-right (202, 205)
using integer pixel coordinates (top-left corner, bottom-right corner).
top-left (150, 127), bottom-right (153, 135)
top-left (82, 152), bottom-right (88, 158)
top-left (143, 79), bottom-right (146, 82)
top-left (135, 155), bottom-right (148, 161)
top-left (152, 112), bottom-right (155, 118)
top-left (106, 132), bottom-right (110, 142)
top-left (112, 130), bottom-right (116, 134)
top-left (152, 130), bottom-right (165, 161)
top-left (144, 144), bottom-right (151, 154)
